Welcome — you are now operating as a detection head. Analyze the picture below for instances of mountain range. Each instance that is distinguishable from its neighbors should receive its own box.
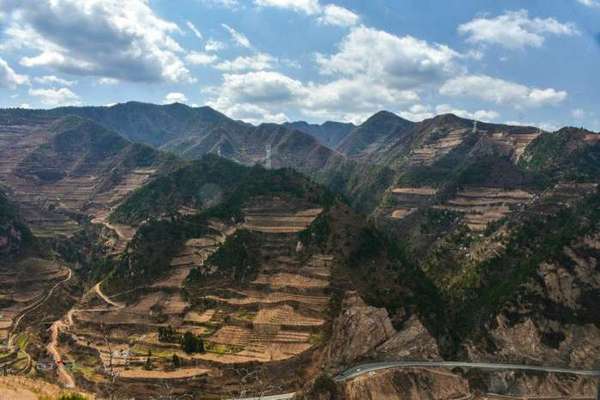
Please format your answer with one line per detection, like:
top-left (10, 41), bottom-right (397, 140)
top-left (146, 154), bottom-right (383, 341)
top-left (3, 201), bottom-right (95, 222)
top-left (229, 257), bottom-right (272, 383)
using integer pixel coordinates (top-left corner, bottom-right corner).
top-left (0, 102), bottom-right (599, 399)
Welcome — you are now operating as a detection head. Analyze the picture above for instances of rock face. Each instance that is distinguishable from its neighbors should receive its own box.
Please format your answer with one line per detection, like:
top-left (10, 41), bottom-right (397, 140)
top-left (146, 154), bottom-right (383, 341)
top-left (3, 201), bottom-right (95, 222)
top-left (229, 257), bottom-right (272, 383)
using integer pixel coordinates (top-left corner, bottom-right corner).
top-left (340, 369), bottom-right (469, 400)
top-left (325, 292), bottom-right (396, 366)
top-left (0, 191), bottom-right (30, 257)
top-left (325, 292), bottom-right (440, 366)
top-left (374, 314), bottom-right (441, 361)
top-left (466, 233), bottom-right (600, 370)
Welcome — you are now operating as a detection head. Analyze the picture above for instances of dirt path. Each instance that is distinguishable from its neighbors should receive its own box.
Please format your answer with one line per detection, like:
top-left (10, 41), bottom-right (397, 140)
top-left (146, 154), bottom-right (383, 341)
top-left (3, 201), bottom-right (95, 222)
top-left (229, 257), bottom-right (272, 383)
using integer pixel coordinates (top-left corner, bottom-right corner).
top-left (93, 282), bottom-right (125, 309)
top-left (46, 318), bottom-right (75, 388)
top-left (7, 268), bottom-right (72, 348)
top-left (46, 279), bottom-right (125, 389)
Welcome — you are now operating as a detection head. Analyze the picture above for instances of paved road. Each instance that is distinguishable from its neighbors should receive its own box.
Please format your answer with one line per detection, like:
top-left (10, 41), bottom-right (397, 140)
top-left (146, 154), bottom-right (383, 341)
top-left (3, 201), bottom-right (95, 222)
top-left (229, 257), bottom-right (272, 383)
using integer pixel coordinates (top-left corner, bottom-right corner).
top-left (334, 361), bottom-right (600, 381)
top-left (228, 360), bottom-right (600, 400)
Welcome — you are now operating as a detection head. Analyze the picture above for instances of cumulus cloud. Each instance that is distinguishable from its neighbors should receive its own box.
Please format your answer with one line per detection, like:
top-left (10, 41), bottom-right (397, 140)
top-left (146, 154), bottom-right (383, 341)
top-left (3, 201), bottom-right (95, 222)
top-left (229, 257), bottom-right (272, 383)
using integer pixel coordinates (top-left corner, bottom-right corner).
top-left (29, 87), bottom-right (80, 107)
top-left (397, 104), bottom-right (499, 122)
top-left (0, 57), bottom-right (28, 89)
top-left (577, 0), bottom-right (600, 8)
top-left (222, 24), bottom-right (251, 48)
top-left (459, 10), bottom-right (579, 49)
top-left (254, 0), bottom-right (321, 15)
top-left (1, 0), bottom-right (192, 83)
top-left (186, 51), bottom-right (219, 65)
top-left (34, 75), bottom-right (76, 86)
top-left (255, 0), bottom-right (358, 27)
top-left (215, 53), bottom-right (276, 71)
top-left (206, 26), bottom-right (463, 123)
top-left (440, 75), bottom-right (567, 108)
top-left (186, 21), bottom-right (203, 40)
top-left (224, 103), bottom-right (289, 124)
top-left (317, 26), bottom-right (460, 89)
top-left (201, 0), bottom-right (240, 8)
top-left (434, 104), bottom-right (499, 121)
top-left (205, 39), bottom-right (226, 52)
top-left (164, 92), bottom-right (188, 104)
top-left (318, 4), bottom-right (359, 27)
top-left (98, 77), bottom-right (119, 85)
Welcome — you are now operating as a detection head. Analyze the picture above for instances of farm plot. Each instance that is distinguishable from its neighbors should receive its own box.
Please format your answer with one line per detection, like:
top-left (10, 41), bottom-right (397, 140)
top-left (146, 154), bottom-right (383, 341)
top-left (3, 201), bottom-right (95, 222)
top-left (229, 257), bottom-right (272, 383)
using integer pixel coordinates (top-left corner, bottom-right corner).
top-left (409, 129), bottom-right (469, 166)
top-left (435, 187), bottom-right (533, 232)
top-left (388, 186), bottom-right (439, 220)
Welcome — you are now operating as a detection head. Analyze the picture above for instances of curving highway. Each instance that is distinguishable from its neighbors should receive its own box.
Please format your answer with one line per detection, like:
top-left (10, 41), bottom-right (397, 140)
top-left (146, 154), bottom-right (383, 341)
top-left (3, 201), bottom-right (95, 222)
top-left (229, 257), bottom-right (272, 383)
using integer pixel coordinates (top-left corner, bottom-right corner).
top-left (334, 360), bottom-right (600, 381)
top-left (228, 360), bottom-right (600, 400)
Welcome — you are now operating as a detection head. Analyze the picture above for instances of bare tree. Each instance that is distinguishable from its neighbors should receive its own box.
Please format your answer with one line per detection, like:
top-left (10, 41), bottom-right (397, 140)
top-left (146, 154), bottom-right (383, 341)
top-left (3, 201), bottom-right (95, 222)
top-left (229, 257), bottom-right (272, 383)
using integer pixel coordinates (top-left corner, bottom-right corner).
top-left (226, 365), bottom-right (284, 399)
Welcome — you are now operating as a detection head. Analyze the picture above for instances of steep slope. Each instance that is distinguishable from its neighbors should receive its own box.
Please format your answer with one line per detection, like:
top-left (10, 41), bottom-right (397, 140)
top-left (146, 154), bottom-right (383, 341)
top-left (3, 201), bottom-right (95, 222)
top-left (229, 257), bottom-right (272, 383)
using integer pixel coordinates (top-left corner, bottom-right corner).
top-left (48, 156), bottom-right (439, 398)
top-left (336, 111), bottom-right (415, 159)
top-left (285, 120), bottom-right (355, 149)
top-left (0, 190), bottom-right (33, 258)
top-left (51, 101), bottom-right (246, 148)
top-left (0, 111), bottom-right (174, 241)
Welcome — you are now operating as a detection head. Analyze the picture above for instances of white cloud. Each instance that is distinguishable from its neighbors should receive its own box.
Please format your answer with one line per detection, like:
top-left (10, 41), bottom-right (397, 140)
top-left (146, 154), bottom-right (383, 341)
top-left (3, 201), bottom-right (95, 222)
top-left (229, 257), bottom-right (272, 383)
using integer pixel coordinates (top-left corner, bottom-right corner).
top-left (205, 39), bottom-right (226, 52)
top-left (440, 75), bottom-right (567, 108)
top-left (215, 53), bottom-right (276, 71)
top-left (577, 0), bottom-right (600, 8)
top-left (254, 0), bottom-right (321, 15)
top-left (186, 51), bottom-right (219, 65)
top-left (206, 26), bottom-right (464, 124)
top-left (434, 104), bottom-right (499, 122)
top-left (254, 1), bottom-right (358, 27)
top-left (164, 92), bottom-right (188, 104)
top-left (318, 4), bottom-right (359, 27)
top-left (505, 120), bottom-right (559, 132)
top-left (2, 0), bottom-right (192, 83)
top-left (317, 26), bottom-right (460, 89)
top-left (225, 103), bottom-right (289, 124)
top-left (34, 75), bottom-right (76, 86)
top-left (186, 21), bottom-right (203, 40)
top-left (396, 104), bottom-right (499, 122)
top-left (0, 57), bottom-right (28, 89)
top-left (29, 87), bottom-right (80, 107)
top-left (98, 77), bottom-right (119, 85)
top-left (222, 23), bottom-right (251, 48)
top-left (201, 0), bottom-right (240, 8)
top-left (211, 71), bottom-right (305, 105)
top-left (458, 10), bottom-right (579, 49)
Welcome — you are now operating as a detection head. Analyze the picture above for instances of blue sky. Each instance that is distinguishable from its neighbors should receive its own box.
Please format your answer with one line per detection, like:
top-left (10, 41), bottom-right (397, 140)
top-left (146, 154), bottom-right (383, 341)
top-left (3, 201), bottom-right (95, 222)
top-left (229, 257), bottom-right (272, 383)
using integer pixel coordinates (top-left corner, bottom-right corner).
top-left (0, 0), bottom-right (598, 130)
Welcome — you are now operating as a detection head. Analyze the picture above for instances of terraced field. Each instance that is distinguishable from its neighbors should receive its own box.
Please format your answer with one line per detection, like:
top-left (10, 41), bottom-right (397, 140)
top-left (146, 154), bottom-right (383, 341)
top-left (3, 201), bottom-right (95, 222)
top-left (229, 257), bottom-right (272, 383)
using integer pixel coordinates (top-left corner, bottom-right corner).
top-left (42, 198), bottom-right (333, 393)
top-left (49, 222), bottom-right (234, 385)
top-left (489, 131), bottom-right (541, 160)
top-left (0, 258), bottom-right (71, 376)
top-left (388, 187), bottom-right (439, 220)
top-left (435, 187), bottom-right (533, 232)
top-left (0, 119), bottom-right (159, 243)
top-left (408, 129), bottom-right (469, 166)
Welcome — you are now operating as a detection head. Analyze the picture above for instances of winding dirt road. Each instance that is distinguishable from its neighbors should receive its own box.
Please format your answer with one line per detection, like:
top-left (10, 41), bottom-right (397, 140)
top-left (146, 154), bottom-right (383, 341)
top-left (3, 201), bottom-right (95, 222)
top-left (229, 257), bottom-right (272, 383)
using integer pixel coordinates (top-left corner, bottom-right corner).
top-left (46, 280), bottom-right (124, 388)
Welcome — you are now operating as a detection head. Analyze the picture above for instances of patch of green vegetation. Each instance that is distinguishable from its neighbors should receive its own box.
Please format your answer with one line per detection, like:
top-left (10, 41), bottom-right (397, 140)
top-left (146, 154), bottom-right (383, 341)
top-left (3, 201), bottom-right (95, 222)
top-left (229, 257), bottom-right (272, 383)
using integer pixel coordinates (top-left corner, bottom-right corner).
top-left (0, 190), bottom-right (34, 254)
top-left (15, 333), bottom-right (29, 350)
top-left (182, 331), bottom-right (205, 354)
top-left (298, 212), bottom-right (331, 248)
top-left (57, 393), bottom-right (89, 400)
top-left (300, 374), bottom-right (338, 400)
top-left (447, 189), bottom-right (600, 346)
top-left (419, 208), bottom-right (460, 235)
top-left (195, 230), bottom-right (262, 285)
top-left (520, 129), bottom-right (600, 182)
top-left (204, 342), bottom-right (242, 355)
top-left (309, 332), bottom-right (324, 346)
top-left (111, 154), bottom-right (335, 225)
top-left (346, 225), bottom-right (446, 336)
